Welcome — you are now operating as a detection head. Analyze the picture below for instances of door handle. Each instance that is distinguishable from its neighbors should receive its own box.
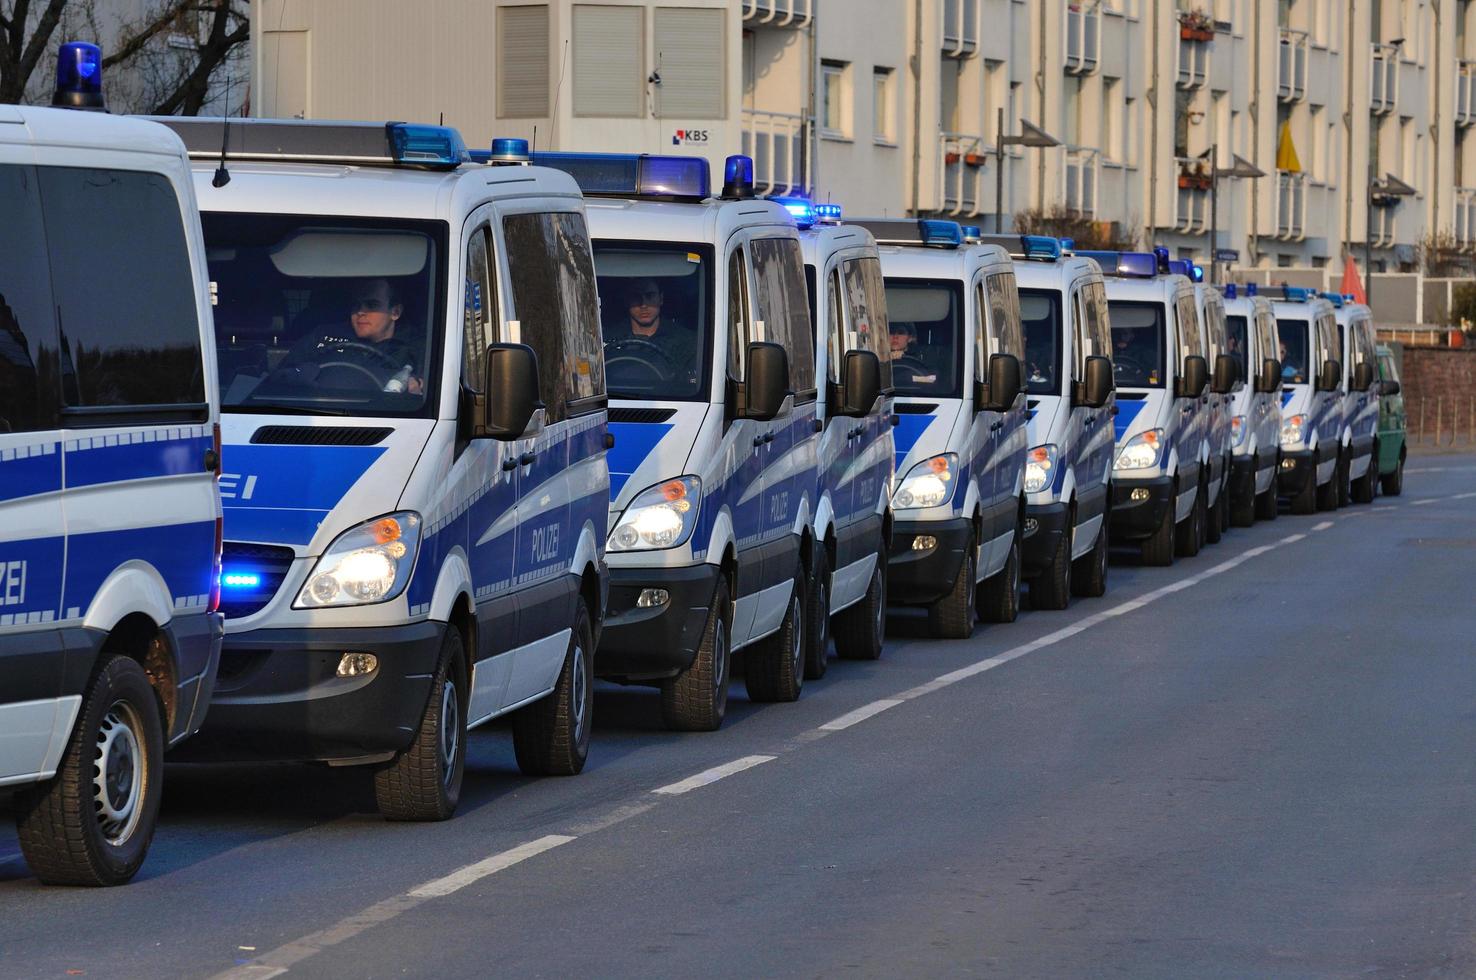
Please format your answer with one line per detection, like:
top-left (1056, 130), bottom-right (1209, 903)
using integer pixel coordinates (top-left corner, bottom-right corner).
top-left (753, 435), bottom-right (765, 447)
top-left (990, 420), bottom-right (1004, 432)
top-left (762, 432), bottom-right (775, 444)
top-left (502, 457), bottom-right (518, 471)
top-left (518, 451), bottom-right (537, 466)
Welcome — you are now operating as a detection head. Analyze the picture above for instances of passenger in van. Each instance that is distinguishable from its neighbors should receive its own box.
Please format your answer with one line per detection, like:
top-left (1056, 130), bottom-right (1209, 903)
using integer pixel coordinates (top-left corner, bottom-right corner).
top-left (604, 277), bottom-right (698, 385)
top-left (280, 278), bottom-right (423, 394)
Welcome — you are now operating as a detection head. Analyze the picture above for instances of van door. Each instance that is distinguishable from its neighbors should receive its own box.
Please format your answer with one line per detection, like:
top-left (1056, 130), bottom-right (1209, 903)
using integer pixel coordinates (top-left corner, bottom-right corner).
top-left (725, 238), bottom-right (766, 644)
top-left (981, 270), bottom-right (1026, 561)
top-left (1081, 280), bottom-right (1115, 499)
top-left (838, 255), bottom-right (891, 557)
top-left (820, 263), bottom-right (855, 545)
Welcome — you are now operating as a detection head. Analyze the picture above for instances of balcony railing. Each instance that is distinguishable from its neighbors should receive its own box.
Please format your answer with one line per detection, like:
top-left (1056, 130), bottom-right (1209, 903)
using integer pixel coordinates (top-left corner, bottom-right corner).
top-left (1065, 4), bottom-right (1100, 75)
top-left (942, 0), bottom-right (979, 59)
top-left (1456, 188), bottom-right (1476, 250)
top-left (1174, 156), bottom-right (1211, 233)
top-left (1370, 44), bottom-right (1399, 115)
top-left (1278, 29), bottom-right (1308, 103)
top-left (741, 108), bottom-right (809, 197)
top-left (1457, 61), bottom-right (1476, 127)
top-left (1177, 34), bottom-right (1209, 89)
top-left (939, 132), bottom-right (988, 216)
top-left (1274, 171), bottom-right (1307, 240)
top-left (742, 0), bottom-right (811, 28)
top-left (1064, 147), bottom-right (1098, 216)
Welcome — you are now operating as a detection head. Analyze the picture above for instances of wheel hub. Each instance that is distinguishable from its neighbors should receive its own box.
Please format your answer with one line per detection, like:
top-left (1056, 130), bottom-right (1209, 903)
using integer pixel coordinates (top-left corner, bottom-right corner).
top-left (790, 596), bottom-right (803, 672)
top-left (439, 679), bottom-right (459, 784)
top-left (92, 701), bottom-right (144, 845)
top-left (571, 643), bottom-right (588, 738)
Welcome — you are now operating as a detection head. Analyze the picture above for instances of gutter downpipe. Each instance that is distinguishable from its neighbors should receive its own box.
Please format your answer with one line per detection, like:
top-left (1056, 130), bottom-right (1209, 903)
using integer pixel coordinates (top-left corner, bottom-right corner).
top-left (1249, 0), bottom-right (1261, 264)
top-left (1147, 0), bottom-right (1160, 245)
top-left (910, 0), bottom-right (924, 217)
top-left (1343, 0), bottom-right (1357, 258)
top-left (809, 0), bottom-right (820, 197)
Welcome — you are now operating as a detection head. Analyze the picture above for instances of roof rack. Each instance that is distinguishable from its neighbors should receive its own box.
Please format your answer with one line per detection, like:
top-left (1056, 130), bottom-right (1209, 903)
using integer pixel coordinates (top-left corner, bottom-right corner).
top-left (1255, 285), bottom-right (1321, 302)
top-left (145, 117), bottom-right (470, 170)
top-left (516, 151), bottom-right (711, 202)
top-left (854, 218), bottom-right (963, 248)
top-left (970, 234), bottom-right (1062, 261)
top-left (1075, 250), bottom-right (1161, 279)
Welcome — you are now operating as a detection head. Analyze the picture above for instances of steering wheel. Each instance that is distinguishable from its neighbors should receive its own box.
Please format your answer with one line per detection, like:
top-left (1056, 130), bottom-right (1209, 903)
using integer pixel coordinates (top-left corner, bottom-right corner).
top-left (892, 354), bottom-right (933, 381)
top-left (1113, 354), bottom-right (1149, 381)
top-left (606, 338), bottom-right (680, 384)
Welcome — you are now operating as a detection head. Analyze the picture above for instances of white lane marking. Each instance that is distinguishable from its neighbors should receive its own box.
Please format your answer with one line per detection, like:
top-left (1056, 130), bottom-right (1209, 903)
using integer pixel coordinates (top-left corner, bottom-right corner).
top-left (408, 835), bottom-right (576, 899)
top-left (1312, 521), bottom-right (1334, 531)
top-left (819, 698), bottom-right (904, 731)
top-left (1412, 498), bottom-right (1437, 506)
top-left (1452, 491), bottom-right (1476, 500)
top-left (651, 755), bottom-right (776, 796)
top-left (1407, 465), bottom-right (1476, 474)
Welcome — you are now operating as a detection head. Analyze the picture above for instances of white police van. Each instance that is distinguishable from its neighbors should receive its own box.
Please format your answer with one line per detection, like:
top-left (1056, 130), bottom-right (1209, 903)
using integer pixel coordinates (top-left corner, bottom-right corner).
top-left (988, 236), bottom-right (1115, 609)
top-left (1270, 288), bottom-right (1343, 514)
top-left (529, 152), bottom-right (819, 731)
top-left (867, 220), bottom-right (1027, 638)
top-left (790, 203), bottom-right (894, 670)
top-left (1187, 274), bottom-right (1239, 544)
top-left (154, 121), bottom-right (609, 821)
top-left (1220, 283), bottom-right (1284, 525)
top-left (1330, 294), bottom-right (1380, 504)
top-left (1085, 251), bottom-right (1210, 565)
top-left (1, 44), bottom-right (223, 885)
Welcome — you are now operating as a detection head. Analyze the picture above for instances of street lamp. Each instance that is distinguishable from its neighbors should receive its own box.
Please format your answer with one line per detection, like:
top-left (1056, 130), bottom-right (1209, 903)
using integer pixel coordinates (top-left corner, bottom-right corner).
top-left (1206, 145), bottom-right (1265, 283)
top-left (994, 108), bottom-right (1060, 234)
top-left (1365, 172), bottom-right (1417, 308)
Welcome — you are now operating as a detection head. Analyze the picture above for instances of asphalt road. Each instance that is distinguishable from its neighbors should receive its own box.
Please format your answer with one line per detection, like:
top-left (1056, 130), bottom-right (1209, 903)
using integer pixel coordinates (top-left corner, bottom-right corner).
top-left (4, 455), bottom-right (1475, 979)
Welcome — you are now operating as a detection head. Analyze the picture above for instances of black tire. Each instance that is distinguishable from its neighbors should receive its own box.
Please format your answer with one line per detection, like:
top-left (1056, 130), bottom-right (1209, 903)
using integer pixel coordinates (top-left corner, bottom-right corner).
top-left (375, 628), bottom-right (467, 821)
top-left (1381, 450), bottom-right (1405, 496)
top-left (803, 547), bottom-right (831, 680)
top-left (834, 559), bottom-right (886, 661)
top-left (927, 533), bottom-right (975, 639)
top-left (1256, 476), bottom-right (1280, 520)
top-left (1030, 521), bottom-right (1072, 610)
top-left (512, 601), bottom-right (594, 777)
top-left (1176, 487), bottom-right (1204, 557)
top-left (1291, 464), bottom-right (1319, 514)
top-left (1336, 450), bottom-right (1352, 507)
top-left (661, 577), bottom-right (731, 731)
top-left (1141, 490), bottom-right (1177, 566)
top-left (978, 531), bottom-right (1021, 624)
top-left (1351, 449), bottom-right (1377, 504)
top-left (747, 572), bottom-right (805, 702)
top-left (1317, 452), bottom-right (1342, 511)
top-left (1205, 482), bottom-right (1225, 544)
top-left (1230, 479), bottom-right (1256, 527)
top-left (1071, 520), bottom-right (1109, 598)
top-left (14, 655), bottom-right (164, 886)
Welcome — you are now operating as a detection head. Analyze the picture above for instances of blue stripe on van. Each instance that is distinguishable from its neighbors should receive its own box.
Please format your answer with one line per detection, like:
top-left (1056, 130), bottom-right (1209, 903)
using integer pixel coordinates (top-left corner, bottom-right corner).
top-left (1113, 399), bottom-right (1147, 441)
top-left (0, 442), bottom-right (61, 503)
top-left (65, 433), bottom-right (212, 490)
top-left (606, 422), bottom-right (672, 497)
top-left (220, 443), bottom-right (387, 547)
top-left (892, 414), bottom-right (934, 470)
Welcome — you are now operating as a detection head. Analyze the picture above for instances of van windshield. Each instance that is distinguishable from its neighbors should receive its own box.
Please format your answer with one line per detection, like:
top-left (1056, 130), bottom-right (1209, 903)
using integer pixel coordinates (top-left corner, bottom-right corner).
top-left (203, 213), bottom-right (444, 417)
top-left (1107, 300), bottom-right (1166, 388)
top-left (1019, 288), bottom-right (1061, 395)
top-left (1279, 319), bottom-right (1310, 384)
top-left (1226, 314), bottom-right (1249, 378)
top-left (882, 278), bottom-right (963, 398)
top-left (593, 241), bottom-right (712, 400)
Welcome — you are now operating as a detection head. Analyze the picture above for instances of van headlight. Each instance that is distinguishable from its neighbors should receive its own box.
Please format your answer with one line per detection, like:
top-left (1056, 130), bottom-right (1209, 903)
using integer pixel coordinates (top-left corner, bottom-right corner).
top-left (1023, 444), bottom-right (1059, 494)
top-left (609, 476), bottom-right (701, 551)
top-left (892, 454), bottom-right (957, 510)
top-left (295, 512), bottom-right (422, 608)
top-left (1281, 413), bottom-right (1307, 447)
top-left (1114, 428), bottom-right (1164, 471)
top-left (1231, 415), bottom-right (1247, 447)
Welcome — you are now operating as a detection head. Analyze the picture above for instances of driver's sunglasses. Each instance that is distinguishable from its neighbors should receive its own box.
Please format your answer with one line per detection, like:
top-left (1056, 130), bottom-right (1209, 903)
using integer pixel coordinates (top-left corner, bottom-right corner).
top-left (353, 297), bottom-right (389, 313)
top-left (625, 289), bottom-right (661, 306)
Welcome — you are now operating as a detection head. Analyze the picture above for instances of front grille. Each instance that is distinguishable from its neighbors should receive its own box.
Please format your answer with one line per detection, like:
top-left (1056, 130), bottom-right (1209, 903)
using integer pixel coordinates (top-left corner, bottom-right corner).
top-left (895, 402), bottom-right (938, 414)
top-left (250, 425), bottom-right (392, 446)
top-left (608, 407), bottom-right (677, 423)
top-left (219, 542), bottom-right (296, 620)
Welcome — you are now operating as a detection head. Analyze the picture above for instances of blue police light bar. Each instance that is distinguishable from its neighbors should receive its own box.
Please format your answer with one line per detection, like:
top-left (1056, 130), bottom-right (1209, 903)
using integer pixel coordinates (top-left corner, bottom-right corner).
top-left (529, 151), bottom-right (711, 200)
top-left (1319, 291), bottom-right (1345, 308)
top-left (770, 196), bottom-right (816, 228)
top-left (722, 154), bottom-right (755, 199)
top-left (921, 220), bottom-right (964, 246)
top-left (1076, 249), bottom-right (1158, 278)
top-left (1193, 264), bottom-right (1205, 282)
top-left (961, 224), bottom-right (983, 241)
top-left (1060, 237), bottom-right (1076, 251)
top-left (1283, 286), bottom-right (1314, 302)
top-left (814, 202), bottom-right (843, 223)
top-left (53, 41), bottom-right (105, 110)
top-left (487, 137), bottom-right (530, 164)
top-left (1246, 282), bottom-right (1258, 296)
top-left (1022, 235), bottom-right (1062, 261)
top-left (854, 218), bottom-right (963, 248)
top-left (1152, 245), bottom-right (1171, 272)
top-left (1223, 283), bottom-right (1238, 299)
top-left (386, 123), bottom-right (469, 168)
top-left (221, 572), bottom-right (262, 589)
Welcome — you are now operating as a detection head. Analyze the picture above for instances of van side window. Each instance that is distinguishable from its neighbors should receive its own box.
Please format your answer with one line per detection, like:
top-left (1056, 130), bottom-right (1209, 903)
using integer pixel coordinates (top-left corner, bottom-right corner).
top-left (1175, 295), bottom-right (1201, 361)
top-left (502, 211), bottom-right (605, 422)
top-left (973, 282), bottom-right (989, 384)
top-left (985, 271), bottom-right (1024, 361)
top-left (461, 225), bottom-right (497, 392)
top-left (1087, 282), bottom-right (1111, 359)
top-left (727, 244), bottom-right (750, 380)
top-left (0, 165), bottom-right (60, 434)
top-left (856, 256), bottom-right (893, 391)
top-left (749, 237), bottom-right (816, 397)
top-left (39, 167), bottom-right (204, 410)
top-left (1070, 289), bottom-right (1087, 380)
top-left (826, 268), bottom-right (845, 384)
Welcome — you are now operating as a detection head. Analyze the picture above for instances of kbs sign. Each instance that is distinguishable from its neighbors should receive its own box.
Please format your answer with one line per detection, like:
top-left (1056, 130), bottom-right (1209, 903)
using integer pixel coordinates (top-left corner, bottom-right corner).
top-left (671, 129), bottom-right (709, 146)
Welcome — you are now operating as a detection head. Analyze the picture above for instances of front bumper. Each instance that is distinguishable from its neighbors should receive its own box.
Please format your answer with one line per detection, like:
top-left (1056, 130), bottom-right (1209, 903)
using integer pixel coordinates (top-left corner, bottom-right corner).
top-left (1277, 448), bottom-right (1316, 497)
top-left (1109, 476), bottom-right (1174, 542)
top-left (597, 563), bottom-right (720, 682)
top-left (887, 517), bottom-right (971, 605)
top-left (1021, 501), bottom-right (1070, 577)
top-left (176, 620), bottom-right (445, 763)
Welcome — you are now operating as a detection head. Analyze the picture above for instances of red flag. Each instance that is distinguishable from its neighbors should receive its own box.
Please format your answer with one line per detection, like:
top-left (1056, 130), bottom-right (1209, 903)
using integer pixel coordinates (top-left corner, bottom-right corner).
top-left (1340, 253), bottom-right (1367, 305)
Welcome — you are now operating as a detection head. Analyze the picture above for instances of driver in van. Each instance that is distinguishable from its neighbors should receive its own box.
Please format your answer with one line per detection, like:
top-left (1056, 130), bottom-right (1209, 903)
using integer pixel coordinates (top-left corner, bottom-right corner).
top-left (605, 278), bottom-right (697, 383)
top-left (283, 278), bottom-right (423, 394)
top-left (885, 321), bottom-right (917, 362)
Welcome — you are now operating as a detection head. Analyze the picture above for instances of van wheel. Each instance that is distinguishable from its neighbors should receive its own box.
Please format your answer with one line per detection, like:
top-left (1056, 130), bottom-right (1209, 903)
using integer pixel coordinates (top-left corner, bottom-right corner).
top-left (1317, 454), bottom-right (1342, 511)
top-left (1231, 482), bottom-right (1256, 527)
top-left (1351, 450), bottom-right (1377, 504)
top-left (803, 549), bottom-right (831, 680)
top-left (978, 531), bottom-right (1021, 624)
top-left (661, 578), bottom-right (731, 731)
top-left (1336, 451), bottom-right (1352, 507)
top-left (1030, 525), bottom-right (1072, 610)
top-left (513, 601), bottom-right (594, 777)
top-left (375, 628), bottom-right (467, 821)
top-left (1176, 487), bottom-right (1204, 557)
top-left (1071, 522), bottom-right (1109, 598)
top-left (927, 532), bottom-right (976, 638)
top-left (14, 655), bottom-right (163, 886)
top-left (1206, 480), bottom-right (1226, 544)
top-left (1291, 465), bottom-right (1318, 514)
top-left (1256, 479), bottom-right (1280, 520)
top-left (1381, 450), bottom-right (1405, 496)
top-left (834, 560), bottom-right (885, 661)
top-left (747, 572), bottom-right (805, 703)
top-left (1141, 493), bottom-right (1176, 566)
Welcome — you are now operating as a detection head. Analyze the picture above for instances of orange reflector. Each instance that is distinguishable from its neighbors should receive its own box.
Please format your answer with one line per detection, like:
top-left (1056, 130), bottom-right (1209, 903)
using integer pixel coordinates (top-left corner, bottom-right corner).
top-left (372, 518), bottom-right (402, 544)
top-left (928, 457), bottom-right (949, 474)
top-left (1028, 447), bottom-right (1050, 464)
top-left (661, 480), bottom-right (687, 501)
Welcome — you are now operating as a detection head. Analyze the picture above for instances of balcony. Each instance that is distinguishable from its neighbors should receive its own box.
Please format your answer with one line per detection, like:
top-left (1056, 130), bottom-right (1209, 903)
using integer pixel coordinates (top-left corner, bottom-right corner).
top-left (1065, 4), bottom-right (1100, 75)
top-left (742, 0), bottom-right (811, 28)
top-left (741, 109), bottom-right (809, 197)
top-left (1456, 188), bottom-right (1476, 250)
top-left (942, 0), bottom-right (979, 59)
top-left (1174, 156), bottom-right (1211, 233)
top-left (1370, 44), bottom-right (1399, 116)
top-left (939, 132), bottom-right (988, 216)
top-left (1457, 61), bottom-right (1476, 127)
top-left (1274, 171), bottom-right (1307, 240)
top-left (1064, 147), bottom-right (1098, 217)
top-left (1277, 29), bottom-right (1307, 103)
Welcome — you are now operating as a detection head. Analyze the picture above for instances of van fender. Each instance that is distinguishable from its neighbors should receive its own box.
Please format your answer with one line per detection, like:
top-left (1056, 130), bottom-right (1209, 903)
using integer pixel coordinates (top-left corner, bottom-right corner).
top-left (1009, 466), bottom-right (1024, 499)
top-left (568, 520), bottom-right (601, 581)
top-left (427, 548), bottom-right (473, 623)
top-left (811, 491), bottom-right (835, 544)
top-left (702, 507), bottom-right (735, 567)
top-left (1058, 467), bottom-right (1078, 505)
top-left (789, 490), bottom-right (813, 539)
top-left (960, 478), bottom-right (982, 524)
top-left (1164, 447), bottom-right (1180, 477)
top-left (82, 561), bottom-right (176, 633)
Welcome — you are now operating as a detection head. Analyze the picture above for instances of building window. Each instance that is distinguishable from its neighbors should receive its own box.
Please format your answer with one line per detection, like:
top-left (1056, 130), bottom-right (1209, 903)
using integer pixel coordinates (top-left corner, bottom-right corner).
top-left (1101, 77), bottom-right (1120, 161)
top-left (873, 67), bottom-right (895, 143)
top-left (654, 7), bottom-right (725, 119)
top-left (498, 5), bottom-right (550, 118)
top-left (573, 4), bottom-right (644, 118)
top-left (821, 60), bottom-right (851, 139)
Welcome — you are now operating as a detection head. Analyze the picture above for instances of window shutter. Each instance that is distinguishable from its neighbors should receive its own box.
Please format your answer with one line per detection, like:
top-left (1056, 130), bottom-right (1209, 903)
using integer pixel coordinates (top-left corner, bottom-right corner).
top-left (654, 8), bottom-right (724, 119)
top-left (573, 5), bottom-right (644, 117)
top-left (498, 6), bottom-right (550, 118)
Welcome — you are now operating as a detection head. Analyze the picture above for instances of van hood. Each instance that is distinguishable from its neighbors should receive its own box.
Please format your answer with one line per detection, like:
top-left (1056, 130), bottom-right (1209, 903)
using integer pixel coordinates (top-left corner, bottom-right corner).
top-left (893, 398), bottom-right (964, 475)
top-left (1112, 389), bottom-right (1168, 447)
top-left (606, 402), bottom-right (711, 516)
top-left (1026, 395), bottom-right (1063, 447)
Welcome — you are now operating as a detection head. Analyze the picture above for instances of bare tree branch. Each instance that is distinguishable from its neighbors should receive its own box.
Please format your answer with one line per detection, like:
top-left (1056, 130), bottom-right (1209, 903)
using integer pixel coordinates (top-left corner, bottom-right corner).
top-left (102, 1), bottom-right (191, 70)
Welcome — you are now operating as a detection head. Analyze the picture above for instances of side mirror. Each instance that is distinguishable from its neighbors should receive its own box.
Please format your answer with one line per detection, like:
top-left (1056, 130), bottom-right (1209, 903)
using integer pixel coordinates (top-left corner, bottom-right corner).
top-left (1075, 354), bottom-right (1113, 409)
top-left (1316, 358), bottom-right (1341, 392)
top-left (1211, 353), bottom-right (1237, 394)
top-left (1353, 361), bottom-right (1375, 391)
top-left (478, 343), bottom-right (543, 440)
top-left (837, 349), bottom-right (881, 417)
top-left (979, 352), bottom-right (1022, 412)
top-left (1381, 378), bottom-right (1402, 397)
top-left (1177, 354), bottom-right (1208, 398)
top-left (1256, 358), bottom-right (1281, 393)
top-left (742, 341), bottom-right (790, 421)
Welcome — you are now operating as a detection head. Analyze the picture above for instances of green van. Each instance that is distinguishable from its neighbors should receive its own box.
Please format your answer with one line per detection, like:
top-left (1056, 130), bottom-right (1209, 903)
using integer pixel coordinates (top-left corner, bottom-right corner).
top-left (1375, 344), bottom-right (1406, 495)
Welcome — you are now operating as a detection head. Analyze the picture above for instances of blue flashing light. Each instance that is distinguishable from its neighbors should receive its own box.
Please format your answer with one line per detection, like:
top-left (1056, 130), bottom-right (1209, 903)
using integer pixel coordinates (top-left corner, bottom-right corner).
top-left (53, 41), bottom-right (105, 110)
top-left (488, 137), bottom-right (530, 164)
top-left (1319, 291), bottom-right (1345, 308)
top-left (1152, 245), bottom-right (1171, 272)
top-left (1282, 286), bottom-right (1314, 302)
top-left (1191, 264), bottom-right (1205, 283)
top-left (222, 572), bottom-right (262, 590)
top-left (386, 123), bottom-right (469, 169)
top-left (961, 224), bottom-right (983, 241)
top-left (919, 219), bottom-right (964, 246)
top-left (770, 195), bottom-right (816, 228)
top-left (1116, 252), bottom-right (1160, 278)
top-left (1022, 235), bottom-right (1062, 261)
top-left (814, 202), bottom-right (843, 223)
top-left (529, 152), bottom-right (711, 199)
top-left (722, 154), bottom-right (755, 199)
top-left (1060, 238), bottom-right (1076, 251)
top-left (1246, 282), bottom-right (1258, 296)
top-left (1223, 282), bottom-right (1238, 299)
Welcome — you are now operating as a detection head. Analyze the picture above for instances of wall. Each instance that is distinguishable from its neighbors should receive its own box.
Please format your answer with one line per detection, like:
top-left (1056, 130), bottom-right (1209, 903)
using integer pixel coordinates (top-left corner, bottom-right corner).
top-left (1400, 347), bottom-right (1476, 446)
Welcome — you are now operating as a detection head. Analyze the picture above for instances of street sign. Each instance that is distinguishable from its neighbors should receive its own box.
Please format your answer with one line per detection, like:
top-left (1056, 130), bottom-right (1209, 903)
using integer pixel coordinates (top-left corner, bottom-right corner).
top-left (1215, 249), bottom-right (1239, 262)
